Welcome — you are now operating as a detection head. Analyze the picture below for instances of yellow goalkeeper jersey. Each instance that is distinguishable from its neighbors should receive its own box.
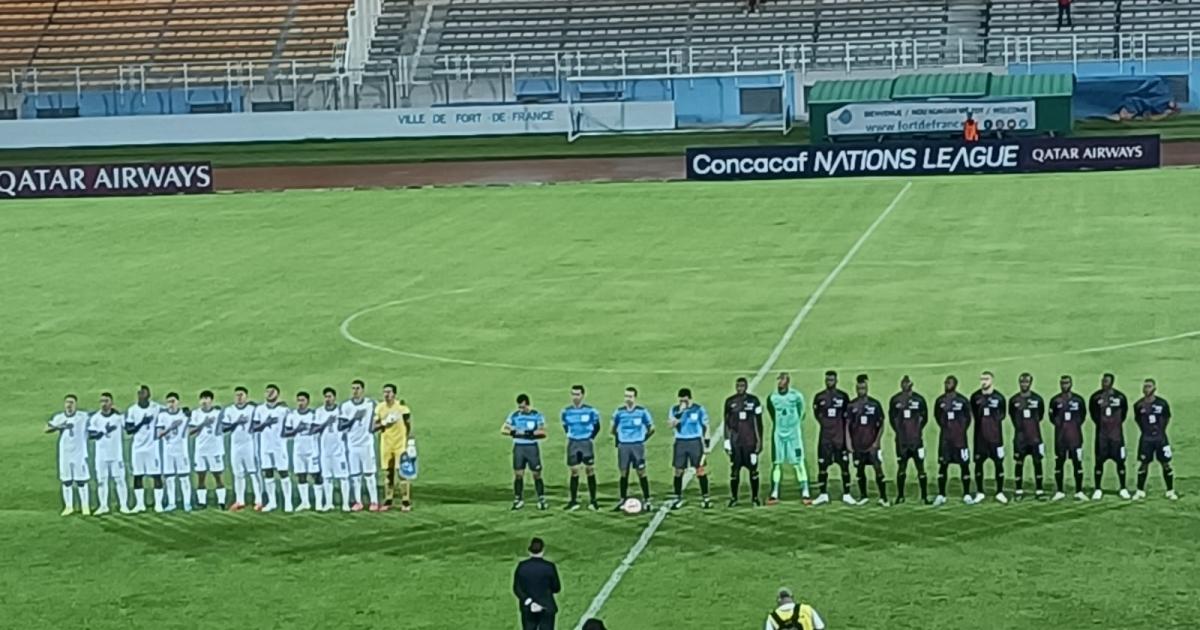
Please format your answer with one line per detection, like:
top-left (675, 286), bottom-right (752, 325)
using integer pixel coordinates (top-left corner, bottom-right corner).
top-left (375, 400), bottom-right (410, 452)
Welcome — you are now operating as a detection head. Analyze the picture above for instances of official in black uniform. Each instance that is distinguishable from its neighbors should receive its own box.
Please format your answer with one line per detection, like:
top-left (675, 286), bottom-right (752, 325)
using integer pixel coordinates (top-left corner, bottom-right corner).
top-left (513, 537), bottom-right (561, 630)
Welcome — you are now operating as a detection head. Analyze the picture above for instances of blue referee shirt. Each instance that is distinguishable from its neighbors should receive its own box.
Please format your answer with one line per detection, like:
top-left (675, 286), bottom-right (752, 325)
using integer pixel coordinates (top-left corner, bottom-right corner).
top-left (562, 404), bottom-right (601, 441)
top-left (613, 405), bottom-right (653, 444)
top-left (506, 409), bottom-right (545, 445)
top-left (670, 403), bottom-right (708, 440)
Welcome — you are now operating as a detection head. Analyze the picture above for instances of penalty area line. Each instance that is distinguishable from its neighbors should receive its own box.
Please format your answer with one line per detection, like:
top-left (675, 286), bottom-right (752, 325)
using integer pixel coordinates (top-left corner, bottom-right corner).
top-left (572, 181), bottom-right (914, 628)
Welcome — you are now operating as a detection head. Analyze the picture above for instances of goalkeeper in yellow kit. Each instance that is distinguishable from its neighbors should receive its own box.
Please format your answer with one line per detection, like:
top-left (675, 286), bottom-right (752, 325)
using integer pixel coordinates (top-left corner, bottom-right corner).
top-left (373, 383), bottom-right (413, 511)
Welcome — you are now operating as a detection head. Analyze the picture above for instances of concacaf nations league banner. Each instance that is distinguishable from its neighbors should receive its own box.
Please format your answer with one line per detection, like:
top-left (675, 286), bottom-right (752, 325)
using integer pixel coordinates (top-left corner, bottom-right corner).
top-left (685, 136), bottom-right (1160, 181)
top-left (0, 162), bottom-right (213, 200)
top-left (828, 101), bottom-right (1036, 136)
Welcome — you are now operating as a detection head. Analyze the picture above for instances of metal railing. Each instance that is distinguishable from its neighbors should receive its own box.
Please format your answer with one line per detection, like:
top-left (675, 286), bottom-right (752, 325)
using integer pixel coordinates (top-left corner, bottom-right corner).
top-left (342, 0), bottom-right (385, 84)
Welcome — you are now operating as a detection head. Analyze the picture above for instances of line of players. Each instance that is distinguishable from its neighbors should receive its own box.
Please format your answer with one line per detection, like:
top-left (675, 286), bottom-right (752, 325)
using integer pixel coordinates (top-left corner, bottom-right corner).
top-left (502, 371), bottom-right (1178, 512)
top-left (45, 380), bottom-right (415, 516)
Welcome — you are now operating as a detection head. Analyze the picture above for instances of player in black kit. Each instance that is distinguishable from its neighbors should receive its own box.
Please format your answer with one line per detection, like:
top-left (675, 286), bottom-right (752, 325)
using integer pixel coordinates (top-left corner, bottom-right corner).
top-left (846, 375), bottom-right (888, 506)
top-left (1008, 373), bottom-right (1046, 501)
top-left (1048, 375), bottom-right (1088, 501)
top-left (933, 376), bottom-right (974, 506)
top-left (723, 377), bottom-right (764, 507)
top-left (1088, 373), bottom-right (1130, 500)
top-left (889, 375), bottom-right (929, 504)
top-left (1132, 378), bottom-right (1178, 501)
top-left (812, 371), bottom-right (854, 506)
top-left (969, 371), bottom-right (1007, 504)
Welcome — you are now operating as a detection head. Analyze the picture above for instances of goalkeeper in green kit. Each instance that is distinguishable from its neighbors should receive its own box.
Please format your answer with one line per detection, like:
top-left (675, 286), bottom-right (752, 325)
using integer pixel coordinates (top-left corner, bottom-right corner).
top-left (767, 372), bottom-right (812, 504)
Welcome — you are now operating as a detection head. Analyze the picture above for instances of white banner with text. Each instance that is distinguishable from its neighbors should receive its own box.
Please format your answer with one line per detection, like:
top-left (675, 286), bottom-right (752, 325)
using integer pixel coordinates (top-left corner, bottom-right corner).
top-left (827, 101), bottom-right (1037, 136)
top-left (0, 102), bottom-right (677, 148)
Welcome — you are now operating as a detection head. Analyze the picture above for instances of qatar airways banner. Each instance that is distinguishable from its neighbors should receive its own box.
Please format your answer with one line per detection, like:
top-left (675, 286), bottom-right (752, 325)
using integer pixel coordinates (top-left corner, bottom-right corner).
top-left (0, 162), bottom-right (213, 199)
top-left (685, 136), bottom-right (1160, 181)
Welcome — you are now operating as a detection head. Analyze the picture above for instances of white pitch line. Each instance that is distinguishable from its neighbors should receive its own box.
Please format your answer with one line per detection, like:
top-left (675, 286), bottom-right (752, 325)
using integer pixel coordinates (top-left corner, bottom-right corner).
top-left (572, 181), bottom-right (913, 629)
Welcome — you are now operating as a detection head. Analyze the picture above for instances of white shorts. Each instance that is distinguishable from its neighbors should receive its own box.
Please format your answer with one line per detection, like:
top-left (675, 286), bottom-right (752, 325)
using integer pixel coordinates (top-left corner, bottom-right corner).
top-left (260, 447), bottom-right (290, 472)
top-left (231, 447), bottom-right (258, 476)
top-left (347, 445), bottom-right (376, 476)
top-left (131, 448), bottom-right (161, 476)
top-left (193, 453), bottom-right (225, 473)
top-left (59, 454), bottom-right (90, 483)
top-left (320, 450), bottom-right (348, 479)
top-left (94, 458), bottom-right (125, 482)
top-left (293, 449), bottom-right (320, 475)
top-left (162, 451), bottom-right (190, 476)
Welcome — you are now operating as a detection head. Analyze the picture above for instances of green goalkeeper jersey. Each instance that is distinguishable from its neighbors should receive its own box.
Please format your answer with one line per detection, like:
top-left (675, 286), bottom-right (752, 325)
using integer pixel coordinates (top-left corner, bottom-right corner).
top-left (768, 388), bottom-right (805, 435)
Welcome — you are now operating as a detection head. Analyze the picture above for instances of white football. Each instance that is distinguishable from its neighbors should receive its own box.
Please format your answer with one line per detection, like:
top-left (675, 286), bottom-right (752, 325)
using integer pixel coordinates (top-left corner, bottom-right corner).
top-left (622, 498), bottom-right (643, 514)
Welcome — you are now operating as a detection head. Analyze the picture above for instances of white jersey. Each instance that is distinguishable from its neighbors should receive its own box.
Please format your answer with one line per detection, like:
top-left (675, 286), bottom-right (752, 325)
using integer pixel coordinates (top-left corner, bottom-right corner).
top-left (287, 408), bottom-right (318, 455)
top-left (189, 405), bottom-right (224, 457)
top-left (125, 402), bottom-right (162, 451)
top-left (315, 404), bottom-right (343, 457)
top-left (340, 398), bottom-right (375, 449)
top-left (156, 409), bottom-right (190, 456)
top-left (224, 402), bottom-right (257, 451)
top-left (49, 411), bottom-right (89, 458)
top-left (88, 410), bottom-right (124, 461)
top-left (254, 402), bottom-right (290, 452)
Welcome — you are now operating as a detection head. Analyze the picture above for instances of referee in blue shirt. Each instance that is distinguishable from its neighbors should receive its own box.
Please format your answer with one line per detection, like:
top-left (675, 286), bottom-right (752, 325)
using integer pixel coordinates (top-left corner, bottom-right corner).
top-left (502, 394), bottom-right (548, 510)
top-left (669, 387), bottom-right (713, 509)
top-left (561, 384), bottom-right (602, 511)
top-left (612, 386), bottom-right (655, 512)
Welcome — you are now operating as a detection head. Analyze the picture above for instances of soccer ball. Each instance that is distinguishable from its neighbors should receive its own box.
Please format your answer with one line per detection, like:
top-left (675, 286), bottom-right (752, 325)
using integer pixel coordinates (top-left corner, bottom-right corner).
top-left (622, 498), bottom-right (643, 514)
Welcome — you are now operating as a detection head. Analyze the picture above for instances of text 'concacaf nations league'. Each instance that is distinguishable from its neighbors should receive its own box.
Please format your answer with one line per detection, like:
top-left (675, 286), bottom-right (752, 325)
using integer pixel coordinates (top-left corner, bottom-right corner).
top-left (685, 136), bottom-right (1161, 181)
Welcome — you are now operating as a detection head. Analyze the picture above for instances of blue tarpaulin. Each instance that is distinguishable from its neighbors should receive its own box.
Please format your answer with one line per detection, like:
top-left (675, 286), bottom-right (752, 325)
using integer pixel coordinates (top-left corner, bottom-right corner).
top-left (1073, 76), bottom-right (1174, 119)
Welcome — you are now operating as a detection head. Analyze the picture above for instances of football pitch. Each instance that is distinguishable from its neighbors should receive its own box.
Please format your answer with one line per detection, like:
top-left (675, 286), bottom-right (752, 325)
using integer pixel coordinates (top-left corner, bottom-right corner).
top-left (2, 169), bottom-right (1198, 630)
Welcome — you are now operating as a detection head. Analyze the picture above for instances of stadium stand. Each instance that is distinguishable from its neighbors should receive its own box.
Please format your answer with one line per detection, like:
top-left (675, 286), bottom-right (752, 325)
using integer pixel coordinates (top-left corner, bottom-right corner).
top-left (0, 0), bottom-right (351, 79)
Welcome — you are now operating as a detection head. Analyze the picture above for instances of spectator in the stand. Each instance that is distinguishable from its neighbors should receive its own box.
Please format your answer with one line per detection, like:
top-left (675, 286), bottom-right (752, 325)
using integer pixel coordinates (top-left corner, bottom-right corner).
top-left (746, 0), bottom-right (763, 14)
top-left (1057, 0), bottom-right (1073, 29)
top-left (963, 113), bottom-right (980, 143)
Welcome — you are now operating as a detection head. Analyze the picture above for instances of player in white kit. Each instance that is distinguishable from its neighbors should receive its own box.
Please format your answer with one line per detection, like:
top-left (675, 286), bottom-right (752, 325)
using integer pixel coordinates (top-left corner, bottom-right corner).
top-left (223, 386), bottom-right (260, 511)
top-left (315, 387), bottom-right (350, 512)
top-left (339, 379), bottom-right (381, 512)
top-left (155, 393), bottom-right (193, 512)
top-left (46, 394), bottom-right (91, 516)
top-left (253, 384), bottom-right (291, 512)
top-left (188, 390), bottom-right (226, 509)
top-left (125, 385), bottom-right (163, 513)
top-left (88, 392), bottom-right (129, 515)
top-left (284, 392), bottom-right (322, 511)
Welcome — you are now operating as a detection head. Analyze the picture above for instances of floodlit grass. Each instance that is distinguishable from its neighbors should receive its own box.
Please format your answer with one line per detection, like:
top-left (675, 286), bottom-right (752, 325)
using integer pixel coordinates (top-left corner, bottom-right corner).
top-left (1, 170), bottom-right (1198, 629)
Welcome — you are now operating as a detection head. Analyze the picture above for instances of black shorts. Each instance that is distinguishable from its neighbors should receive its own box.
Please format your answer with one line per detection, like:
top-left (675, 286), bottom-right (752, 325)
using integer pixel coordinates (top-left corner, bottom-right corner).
top-left (1137, 440), bottom-right (1172, 464)
top-left (566, 438), bottom-right (595, 467)
top-left (1013, 438), bottom-right (1044, 460)
top-left (817, 442), bottom-right (848, 466)
top-left (973, 442), bottom-right (1004, 463)
top-left (938, 444), bottom-right (970, 465)
top-left (852, 450), bottom-right (882, 467)
top-left (895, 444), bottom-right (925, 461)
top-left (1094, 437), bottom-right (1126, 463)
top-left (730, 445), bottom-right (758, 469)
top-left (1055, 444), bottom-right (1083, 461)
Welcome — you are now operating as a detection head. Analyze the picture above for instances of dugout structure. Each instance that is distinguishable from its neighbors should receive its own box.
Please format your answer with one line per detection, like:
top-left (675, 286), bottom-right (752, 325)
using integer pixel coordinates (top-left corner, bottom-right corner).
top-left (808, 72), bottom-right (1074, 143)
top-left (564, 70), bottom-right (795, 141)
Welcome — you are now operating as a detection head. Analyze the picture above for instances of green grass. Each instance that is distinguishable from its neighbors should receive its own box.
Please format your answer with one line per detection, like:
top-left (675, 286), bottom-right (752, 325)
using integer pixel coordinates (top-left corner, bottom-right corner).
top-left (1, 171), bottom-right (1198, 629)
top-left (1, 114), bottom-right (1198, 168)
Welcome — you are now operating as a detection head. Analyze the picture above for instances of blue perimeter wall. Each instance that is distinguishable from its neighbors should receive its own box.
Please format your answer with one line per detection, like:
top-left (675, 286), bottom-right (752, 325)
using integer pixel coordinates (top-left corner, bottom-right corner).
top-left (1011, 59), bottom-right (1198, 111)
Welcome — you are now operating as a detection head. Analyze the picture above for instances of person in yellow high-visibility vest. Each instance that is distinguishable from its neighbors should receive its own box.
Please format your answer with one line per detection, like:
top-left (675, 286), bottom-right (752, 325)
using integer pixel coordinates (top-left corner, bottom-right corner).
top-left (764, 588), bottom-right (826, 630)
